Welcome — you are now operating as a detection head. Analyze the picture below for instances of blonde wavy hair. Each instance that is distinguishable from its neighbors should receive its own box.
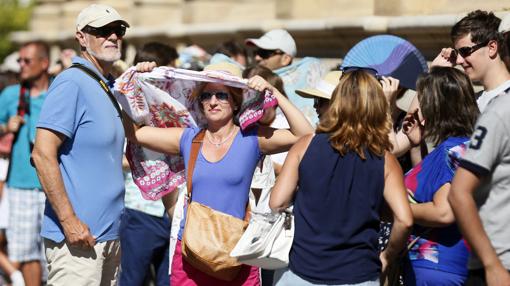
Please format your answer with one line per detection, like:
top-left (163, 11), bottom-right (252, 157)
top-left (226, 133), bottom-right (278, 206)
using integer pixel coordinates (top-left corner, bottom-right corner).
top-left (316, 70), bottom-right (392, 159)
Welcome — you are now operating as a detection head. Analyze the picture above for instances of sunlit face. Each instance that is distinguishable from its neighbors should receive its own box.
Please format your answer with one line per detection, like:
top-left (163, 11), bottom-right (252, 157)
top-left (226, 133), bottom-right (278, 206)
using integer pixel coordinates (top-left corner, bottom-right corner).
top-left (18, 44), bottom-right (48, 83)
top-left (78, 22), bottom-right (124, 62)
top-left (454, 33), bottom-right (490, 82)
top-left (200, 83), bottom-right (237, 123)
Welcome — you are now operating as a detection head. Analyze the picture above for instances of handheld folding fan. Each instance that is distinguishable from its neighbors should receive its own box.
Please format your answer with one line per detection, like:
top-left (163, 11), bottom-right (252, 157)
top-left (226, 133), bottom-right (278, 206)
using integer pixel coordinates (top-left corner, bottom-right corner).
top-left (341, 35), bottom-right (428, 90)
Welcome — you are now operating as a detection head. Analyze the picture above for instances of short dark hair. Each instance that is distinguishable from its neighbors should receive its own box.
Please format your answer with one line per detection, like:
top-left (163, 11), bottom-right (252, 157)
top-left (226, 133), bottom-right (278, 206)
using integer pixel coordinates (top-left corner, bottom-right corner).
top-left (451, 10), bottom-right (503, 56)
top-left (21, 40), bottom-right (50, 60)
top-left (215, 40), bottom-right (247, 59)
top-left (242, 64), bottom-right (287, 97)
top-left (416, 66), bottom-right (480, 146)
top-left (134, 42), bottom-right (178, 66)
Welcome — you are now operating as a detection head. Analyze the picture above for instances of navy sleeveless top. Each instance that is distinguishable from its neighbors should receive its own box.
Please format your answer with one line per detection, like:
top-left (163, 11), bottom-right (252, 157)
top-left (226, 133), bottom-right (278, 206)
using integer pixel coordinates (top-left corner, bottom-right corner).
top-left (289, 133), bottom-right (385, 284)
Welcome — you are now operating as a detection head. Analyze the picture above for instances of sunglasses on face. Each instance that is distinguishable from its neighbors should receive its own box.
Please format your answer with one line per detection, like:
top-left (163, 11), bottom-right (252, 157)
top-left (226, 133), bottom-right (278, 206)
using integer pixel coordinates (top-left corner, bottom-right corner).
top-left (313, 97), bottom-right (329, 107)
top-left (199, 91), bottom-right (230, 103)
top-left (340, 66), bottom-right (382, 80)
top-left (82, 25), bottom-right (126, 38)
top-left (454, 40), bottom-right (490, 58)
top-left (255, 48), bottom-right (284, 59)
top-left (17, 57), bottom-right (33, 65)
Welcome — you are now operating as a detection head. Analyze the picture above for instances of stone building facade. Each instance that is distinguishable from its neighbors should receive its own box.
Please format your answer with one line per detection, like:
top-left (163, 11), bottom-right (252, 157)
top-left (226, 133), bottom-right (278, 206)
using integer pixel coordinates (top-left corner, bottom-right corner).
top-left (11, 0), bottom-right (510, 64)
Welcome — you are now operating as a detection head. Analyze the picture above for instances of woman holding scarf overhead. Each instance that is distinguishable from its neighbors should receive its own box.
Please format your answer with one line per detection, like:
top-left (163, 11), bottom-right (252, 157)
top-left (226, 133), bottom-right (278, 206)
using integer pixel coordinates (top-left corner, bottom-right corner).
top-left (125, 61), bottom-right (313, 286)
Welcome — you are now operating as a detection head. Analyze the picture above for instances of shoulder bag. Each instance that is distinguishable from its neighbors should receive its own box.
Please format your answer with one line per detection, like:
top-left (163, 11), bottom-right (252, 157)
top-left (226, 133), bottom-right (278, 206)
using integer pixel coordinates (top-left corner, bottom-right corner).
top-left (181, 129), bottom-right (250, 281)
top-left (230, 207), bottom-right (294, 269)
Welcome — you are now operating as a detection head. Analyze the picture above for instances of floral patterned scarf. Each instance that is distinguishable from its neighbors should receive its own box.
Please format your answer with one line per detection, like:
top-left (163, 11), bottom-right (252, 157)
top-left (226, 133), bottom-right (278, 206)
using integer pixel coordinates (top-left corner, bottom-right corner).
top-left (114, 67), bottom-right (277, 200)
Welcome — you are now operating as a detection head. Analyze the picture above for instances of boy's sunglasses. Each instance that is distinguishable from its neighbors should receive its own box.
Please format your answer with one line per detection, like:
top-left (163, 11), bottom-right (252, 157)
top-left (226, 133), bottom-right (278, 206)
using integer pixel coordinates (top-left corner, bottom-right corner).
top-left (82, 25), bottom-right (126, 38)
top-left (340, 66), bottom-right (382, 80)
top-left (454, 40), bottom-right (490, 58)
top-left (199, 91), bottom-right (230, 102)
top-left (255, 48), bottom-right (284, 59)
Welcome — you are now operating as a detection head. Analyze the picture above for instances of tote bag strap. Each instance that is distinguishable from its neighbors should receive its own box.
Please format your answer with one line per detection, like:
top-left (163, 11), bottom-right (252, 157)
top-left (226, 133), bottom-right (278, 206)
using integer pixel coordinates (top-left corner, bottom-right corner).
top-left (186, 129), bottom-right (206, 204)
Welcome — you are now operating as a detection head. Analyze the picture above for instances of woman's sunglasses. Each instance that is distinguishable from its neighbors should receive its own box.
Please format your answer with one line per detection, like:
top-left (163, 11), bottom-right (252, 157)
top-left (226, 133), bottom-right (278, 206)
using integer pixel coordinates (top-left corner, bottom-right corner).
top-left (199, 91), bottom-right (230, 103)
top-left (340, 66), bottom-right (382, 80)
top-left (82, 25), bottom-right (126, 38)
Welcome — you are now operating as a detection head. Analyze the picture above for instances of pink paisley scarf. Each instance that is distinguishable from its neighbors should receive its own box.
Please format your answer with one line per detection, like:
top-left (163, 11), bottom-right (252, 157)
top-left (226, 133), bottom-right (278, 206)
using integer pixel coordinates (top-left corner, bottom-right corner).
top-left (114, 67), bottom-right (277, 200)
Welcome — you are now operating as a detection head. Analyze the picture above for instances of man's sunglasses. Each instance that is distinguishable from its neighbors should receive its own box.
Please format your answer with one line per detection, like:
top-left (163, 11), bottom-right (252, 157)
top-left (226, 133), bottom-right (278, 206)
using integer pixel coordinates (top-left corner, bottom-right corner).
top-left (454, 40), bottom-right (490, 58)
top-left (340, 66), bottom-right (382, 80)
top-left (82, 25), bottom-right (126, 38)
top-left (199, 91), bottom-right (230, 103)
top-left (17, 57), bottom-right (33, 65)
top-left (255, 48), bottom-right (284, 59)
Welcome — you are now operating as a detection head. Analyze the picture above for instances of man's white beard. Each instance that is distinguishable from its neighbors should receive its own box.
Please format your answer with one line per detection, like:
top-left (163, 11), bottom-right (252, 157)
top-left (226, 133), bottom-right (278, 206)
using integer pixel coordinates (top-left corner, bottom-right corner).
top-left (86, 45), bottom-right (121, 63)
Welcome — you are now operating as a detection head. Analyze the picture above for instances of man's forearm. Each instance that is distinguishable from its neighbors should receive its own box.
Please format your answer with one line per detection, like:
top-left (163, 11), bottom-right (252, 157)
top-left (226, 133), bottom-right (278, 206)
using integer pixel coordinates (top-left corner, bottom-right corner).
top-left (450, 188), bottom-right (501, 269)
top-left (33, 150), bottom-right (76, 223)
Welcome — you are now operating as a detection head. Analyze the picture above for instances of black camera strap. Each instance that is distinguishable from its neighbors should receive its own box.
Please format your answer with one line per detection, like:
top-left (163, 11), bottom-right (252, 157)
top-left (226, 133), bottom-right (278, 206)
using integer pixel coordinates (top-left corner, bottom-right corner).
top-left (69, 63), bottom-right (123, 122)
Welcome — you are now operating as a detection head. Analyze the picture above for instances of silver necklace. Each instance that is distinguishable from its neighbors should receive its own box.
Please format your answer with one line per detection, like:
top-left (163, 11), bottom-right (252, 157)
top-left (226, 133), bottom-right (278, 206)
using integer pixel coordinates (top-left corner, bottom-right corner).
top-left (206, 127), bottom-right (237, 148)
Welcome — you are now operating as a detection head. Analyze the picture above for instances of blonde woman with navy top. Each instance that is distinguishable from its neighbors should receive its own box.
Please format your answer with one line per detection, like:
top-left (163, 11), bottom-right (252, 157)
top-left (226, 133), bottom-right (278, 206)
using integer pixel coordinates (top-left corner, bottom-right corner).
top-left (270, 69), bottom-right (413, 285)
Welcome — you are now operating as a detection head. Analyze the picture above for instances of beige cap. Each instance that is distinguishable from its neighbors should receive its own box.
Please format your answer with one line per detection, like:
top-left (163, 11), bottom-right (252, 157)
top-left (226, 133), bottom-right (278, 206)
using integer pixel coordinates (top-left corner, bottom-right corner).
top-left (204, 62), bottom-right (242, 78)
top-left (395, 89), bottom-right (417, 112)
top-left (296, 71), bottom-right (342, 100)
top-left (76, 4), bottom-right (129, 31)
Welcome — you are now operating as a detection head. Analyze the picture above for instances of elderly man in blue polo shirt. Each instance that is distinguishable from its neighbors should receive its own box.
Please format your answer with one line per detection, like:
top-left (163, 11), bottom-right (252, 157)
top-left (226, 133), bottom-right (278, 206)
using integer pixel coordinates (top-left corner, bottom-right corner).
top-left (31, 4), bottom-right (128, 285)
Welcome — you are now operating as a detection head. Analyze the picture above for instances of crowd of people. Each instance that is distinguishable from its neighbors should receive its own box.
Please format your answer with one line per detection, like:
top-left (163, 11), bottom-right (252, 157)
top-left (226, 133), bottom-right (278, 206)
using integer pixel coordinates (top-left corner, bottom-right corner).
top-left (0, 3), bottom-right (509, 286)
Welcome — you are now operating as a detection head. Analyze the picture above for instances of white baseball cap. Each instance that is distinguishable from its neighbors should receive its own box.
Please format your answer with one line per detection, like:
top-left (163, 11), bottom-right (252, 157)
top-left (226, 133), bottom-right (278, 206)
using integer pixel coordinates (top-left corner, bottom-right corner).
top-left (246, 29), bottom-right (297, 57)
top-left (499, 13), bottom-right (510, 33)
top-left (76, 4), bottom-right (129, 31)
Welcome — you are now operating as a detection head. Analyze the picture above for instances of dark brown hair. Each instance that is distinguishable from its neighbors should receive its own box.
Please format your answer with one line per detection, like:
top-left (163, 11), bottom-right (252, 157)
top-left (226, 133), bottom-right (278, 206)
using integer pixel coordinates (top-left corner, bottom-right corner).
top-left (451, 10), bottom-right (503, 57)
top-left (215, 40), bottom-right (247, 59)
top-left (316, 70), bottom-right (392, 159)
top-left (242, 64), bottom-right (287, 97)
top-left (134, 42), bottom-right (178, 67)
top-left (417, 66), bottom-right (480, 146)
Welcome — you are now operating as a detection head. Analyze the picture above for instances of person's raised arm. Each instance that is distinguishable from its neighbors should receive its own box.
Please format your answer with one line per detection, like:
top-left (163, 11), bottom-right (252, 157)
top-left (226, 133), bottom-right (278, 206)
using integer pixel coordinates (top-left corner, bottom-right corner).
top-left (32, 128), bottom-right (95, 248)
top-left (430, 48), bottom-right (457, 68)
top-left (122, 111), bottom-right (184, 155)
top-left (380, 152), bottom-right (413, 272)
top-left (248, 76), bottom-right (314, 155)
top-left (449, 168), bottom-right (510, 286)
top-left (269, 134), bottom-right (313, 212)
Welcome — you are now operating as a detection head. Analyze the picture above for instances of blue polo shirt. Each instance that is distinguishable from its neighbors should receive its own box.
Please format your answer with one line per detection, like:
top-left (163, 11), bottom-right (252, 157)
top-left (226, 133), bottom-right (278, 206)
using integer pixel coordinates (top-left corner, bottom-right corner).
top-left (37, 56), bottom-right (125, 243)
top-left (0, 84), bottom-right (46, 189)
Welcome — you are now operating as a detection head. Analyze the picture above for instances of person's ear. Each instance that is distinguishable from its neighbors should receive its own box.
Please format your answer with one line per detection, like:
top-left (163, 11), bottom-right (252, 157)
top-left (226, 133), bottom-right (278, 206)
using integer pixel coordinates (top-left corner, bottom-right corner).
top-left (41, 57), bottom-right (50, 71)
top-left (488, 40), bottom-right (499, 59)
top-left (75, 31), bottom-right (87, 50)
top-left (280, 54), bottom-right (293, 67)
